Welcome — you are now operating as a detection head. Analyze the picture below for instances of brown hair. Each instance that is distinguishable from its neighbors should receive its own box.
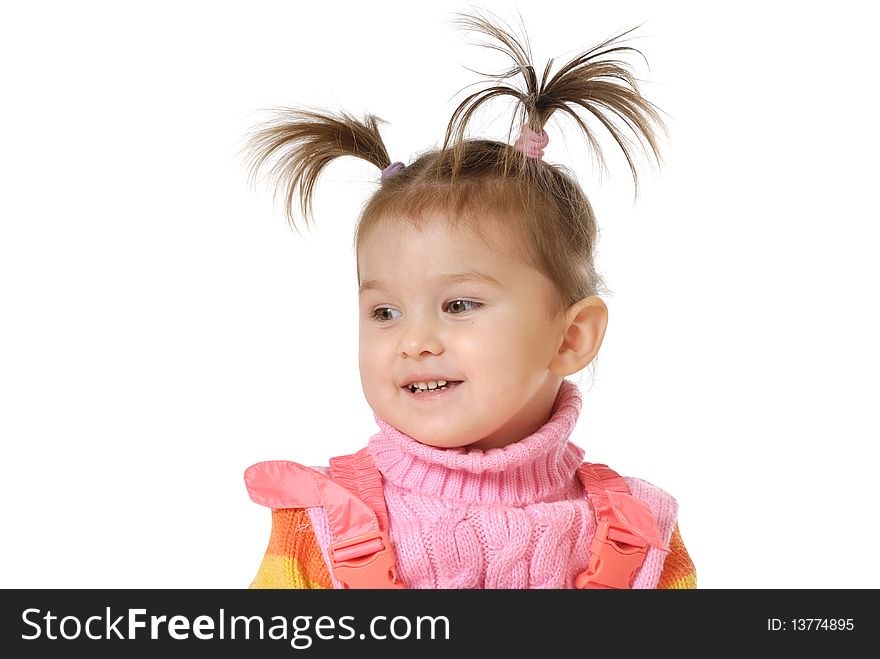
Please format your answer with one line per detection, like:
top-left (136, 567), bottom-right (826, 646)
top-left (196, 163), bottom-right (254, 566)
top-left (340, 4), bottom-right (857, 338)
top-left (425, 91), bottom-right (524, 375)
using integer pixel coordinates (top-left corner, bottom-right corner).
top-left (240, 8), bottom-right (667, 316)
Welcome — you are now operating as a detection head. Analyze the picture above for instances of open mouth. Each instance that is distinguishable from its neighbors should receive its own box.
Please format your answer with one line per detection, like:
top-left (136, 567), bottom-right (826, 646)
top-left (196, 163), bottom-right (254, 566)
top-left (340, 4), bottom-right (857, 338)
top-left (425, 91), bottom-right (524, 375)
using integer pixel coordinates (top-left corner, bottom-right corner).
top-left (405, 380), bottom-right (463, 394)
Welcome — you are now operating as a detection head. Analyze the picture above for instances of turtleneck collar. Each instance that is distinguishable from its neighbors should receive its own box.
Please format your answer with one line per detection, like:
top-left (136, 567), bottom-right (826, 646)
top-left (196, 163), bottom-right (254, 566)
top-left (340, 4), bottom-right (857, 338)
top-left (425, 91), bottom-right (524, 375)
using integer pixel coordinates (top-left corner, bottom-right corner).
top-left (367, 380), bottom-right (585, 506)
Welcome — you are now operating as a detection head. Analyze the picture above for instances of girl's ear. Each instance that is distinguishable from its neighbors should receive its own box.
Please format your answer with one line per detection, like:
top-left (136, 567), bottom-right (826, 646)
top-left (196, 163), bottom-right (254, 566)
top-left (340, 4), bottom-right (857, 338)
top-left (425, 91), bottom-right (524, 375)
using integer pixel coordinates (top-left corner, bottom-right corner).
top-left (548, 295), bottom-right (608, 376)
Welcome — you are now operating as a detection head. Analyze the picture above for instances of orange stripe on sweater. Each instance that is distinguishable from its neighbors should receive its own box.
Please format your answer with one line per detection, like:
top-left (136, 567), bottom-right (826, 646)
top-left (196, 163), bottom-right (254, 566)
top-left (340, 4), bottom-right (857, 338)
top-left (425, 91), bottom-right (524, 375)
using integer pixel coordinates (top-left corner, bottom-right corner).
top-left (656, 524), bottom-right (697, 589)
top-left (252, 508), bottom-right (332, 589)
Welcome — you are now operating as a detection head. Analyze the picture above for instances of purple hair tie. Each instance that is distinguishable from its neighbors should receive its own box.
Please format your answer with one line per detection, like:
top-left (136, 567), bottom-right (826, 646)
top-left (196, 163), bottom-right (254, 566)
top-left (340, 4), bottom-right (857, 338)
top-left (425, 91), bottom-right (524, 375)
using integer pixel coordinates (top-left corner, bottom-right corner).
top-left (381, 161), bottom-right (406, 184)
top-left (513, 125), bottom-right (549, 160)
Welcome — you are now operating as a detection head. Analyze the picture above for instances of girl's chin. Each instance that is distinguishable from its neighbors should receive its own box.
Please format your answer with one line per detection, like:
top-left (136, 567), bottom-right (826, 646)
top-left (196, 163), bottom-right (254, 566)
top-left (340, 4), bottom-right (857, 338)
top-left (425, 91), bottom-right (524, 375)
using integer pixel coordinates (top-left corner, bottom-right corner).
top-left (392, 421), bottom-right (466, 448)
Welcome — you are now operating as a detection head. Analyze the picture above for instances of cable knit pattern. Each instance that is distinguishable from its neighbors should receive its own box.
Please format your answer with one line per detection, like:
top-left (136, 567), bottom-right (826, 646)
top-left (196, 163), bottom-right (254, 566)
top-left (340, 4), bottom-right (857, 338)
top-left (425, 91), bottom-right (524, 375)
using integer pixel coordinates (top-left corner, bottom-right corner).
top-left (366, 380), bottom-right (667, 589)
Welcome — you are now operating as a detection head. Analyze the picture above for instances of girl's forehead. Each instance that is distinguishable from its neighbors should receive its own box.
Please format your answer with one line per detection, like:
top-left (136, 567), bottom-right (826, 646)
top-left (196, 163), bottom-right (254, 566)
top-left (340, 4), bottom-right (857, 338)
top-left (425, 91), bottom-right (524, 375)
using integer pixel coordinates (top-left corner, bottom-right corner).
top-left (356, 215), bottom-right (548, 296)
top-left (359, 213), bottom-right (524, 259)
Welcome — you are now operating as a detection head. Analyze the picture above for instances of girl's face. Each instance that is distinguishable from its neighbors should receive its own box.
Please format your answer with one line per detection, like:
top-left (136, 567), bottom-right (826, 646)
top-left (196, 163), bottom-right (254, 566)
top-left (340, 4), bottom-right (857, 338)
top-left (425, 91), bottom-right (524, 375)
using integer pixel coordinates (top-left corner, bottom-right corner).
top-left (357, 213), bottom-right (569, 450)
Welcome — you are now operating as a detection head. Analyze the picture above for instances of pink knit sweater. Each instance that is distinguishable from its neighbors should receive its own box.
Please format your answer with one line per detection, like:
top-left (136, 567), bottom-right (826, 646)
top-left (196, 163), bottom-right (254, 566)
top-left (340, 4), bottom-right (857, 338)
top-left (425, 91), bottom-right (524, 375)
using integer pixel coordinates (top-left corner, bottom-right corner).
top-left (307, 380), bottom-right (678, 589)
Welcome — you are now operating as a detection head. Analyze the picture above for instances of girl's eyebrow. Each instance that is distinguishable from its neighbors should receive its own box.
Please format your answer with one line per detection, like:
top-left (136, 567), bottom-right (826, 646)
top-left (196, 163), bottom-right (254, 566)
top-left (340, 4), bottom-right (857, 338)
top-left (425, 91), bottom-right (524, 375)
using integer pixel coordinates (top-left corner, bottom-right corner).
top-left (358, 270), bottom-right (504, 298)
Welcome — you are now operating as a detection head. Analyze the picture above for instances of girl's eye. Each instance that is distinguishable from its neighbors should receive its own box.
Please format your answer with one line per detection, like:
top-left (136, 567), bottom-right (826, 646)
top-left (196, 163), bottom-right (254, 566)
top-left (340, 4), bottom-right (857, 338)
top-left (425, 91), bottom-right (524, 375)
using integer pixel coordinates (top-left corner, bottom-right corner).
top-left (446, 299), bottom-right (482, 314)
top-left (370, 307), bottom-right (401, 322)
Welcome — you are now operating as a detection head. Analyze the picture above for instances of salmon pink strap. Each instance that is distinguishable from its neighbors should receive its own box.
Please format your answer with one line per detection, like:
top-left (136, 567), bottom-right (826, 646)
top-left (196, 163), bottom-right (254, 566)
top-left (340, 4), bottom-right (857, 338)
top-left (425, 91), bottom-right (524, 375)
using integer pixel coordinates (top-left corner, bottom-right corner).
top-left (577, 462), bottom-right (667, 550)
top-left (245, 460), bottom-right (379, 540)
top-left (329, 447), bottom-right (391, 535)
top-left (575, 462), bottom-right (668, 589)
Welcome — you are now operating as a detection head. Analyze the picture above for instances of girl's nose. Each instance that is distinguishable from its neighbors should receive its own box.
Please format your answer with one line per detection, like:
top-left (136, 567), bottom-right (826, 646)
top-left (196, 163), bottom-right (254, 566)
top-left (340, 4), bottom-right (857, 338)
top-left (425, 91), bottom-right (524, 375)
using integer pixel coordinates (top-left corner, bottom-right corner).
top-left (398, 317), bottom-right (444, 358)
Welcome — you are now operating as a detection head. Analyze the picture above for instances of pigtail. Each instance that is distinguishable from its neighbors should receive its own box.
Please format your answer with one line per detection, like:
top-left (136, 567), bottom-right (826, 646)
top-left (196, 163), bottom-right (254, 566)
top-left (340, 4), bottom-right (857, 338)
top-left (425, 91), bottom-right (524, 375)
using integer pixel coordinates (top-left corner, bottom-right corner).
top-left (442, 9), bottom-right (668, 195)
top-left (239, 107), bottom-right (394, 233)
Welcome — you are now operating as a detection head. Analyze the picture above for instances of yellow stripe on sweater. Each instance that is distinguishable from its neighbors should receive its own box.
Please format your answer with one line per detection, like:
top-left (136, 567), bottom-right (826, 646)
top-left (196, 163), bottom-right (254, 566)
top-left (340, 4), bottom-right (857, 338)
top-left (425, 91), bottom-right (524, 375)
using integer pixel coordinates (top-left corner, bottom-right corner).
top-left (250, 554), bottom-right (330, 589)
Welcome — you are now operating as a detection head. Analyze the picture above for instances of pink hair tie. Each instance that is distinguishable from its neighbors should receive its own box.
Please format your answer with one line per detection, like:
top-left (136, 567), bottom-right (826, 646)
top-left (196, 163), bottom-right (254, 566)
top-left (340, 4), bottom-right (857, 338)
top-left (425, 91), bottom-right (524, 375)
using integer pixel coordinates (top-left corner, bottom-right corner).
top-left (513, 125), bottom-right (549, 159)
top-left (381, 161), bottom-right (406, 184)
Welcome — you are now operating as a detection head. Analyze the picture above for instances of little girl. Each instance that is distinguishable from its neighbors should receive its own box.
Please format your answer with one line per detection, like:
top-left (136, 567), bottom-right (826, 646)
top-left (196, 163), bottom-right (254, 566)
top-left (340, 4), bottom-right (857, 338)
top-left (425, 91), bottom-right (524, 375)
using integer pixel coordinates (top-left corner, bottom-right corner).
top-left (240, 10), bottom-right (696, 589)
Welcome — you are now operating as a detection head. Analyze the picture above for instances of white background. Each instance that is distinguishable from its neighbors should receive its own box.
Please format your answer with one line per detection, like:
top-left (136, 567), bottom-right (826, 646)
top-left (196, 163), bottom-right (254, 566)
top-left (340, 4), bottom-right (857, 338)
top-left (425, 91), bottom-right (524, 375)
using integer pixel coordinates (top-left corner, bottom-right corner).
top-left (2, 0), bottom-right (878, 589)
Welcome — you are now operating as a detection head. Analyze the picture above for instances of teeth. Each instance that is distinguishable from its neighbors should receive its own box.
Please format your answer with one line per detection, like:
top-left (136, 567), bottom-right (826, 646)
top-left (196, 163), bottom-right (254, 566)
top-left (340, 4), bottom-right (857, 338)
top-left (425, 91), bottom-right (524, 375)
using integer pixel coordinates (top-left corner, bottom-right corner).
top-left (408, 379), bottom-right (454, 393)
